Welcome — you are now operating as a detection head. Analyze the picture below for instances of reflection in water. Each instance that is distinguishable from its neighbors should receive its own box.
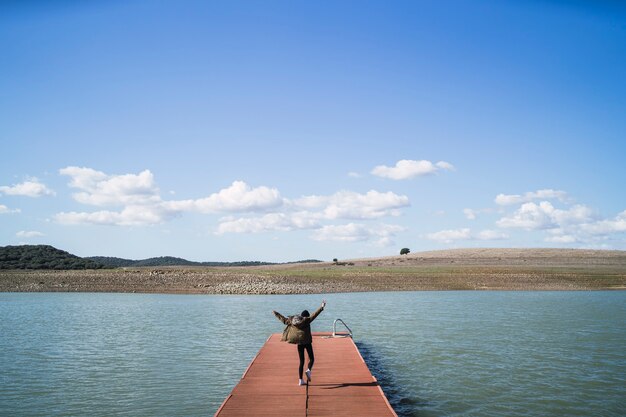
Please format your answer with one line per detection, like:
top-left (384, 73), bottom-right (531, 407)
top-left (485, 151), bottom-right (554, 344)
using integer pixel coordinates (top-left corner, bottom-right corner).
top-left (357, 341), bottom-right (426, 417)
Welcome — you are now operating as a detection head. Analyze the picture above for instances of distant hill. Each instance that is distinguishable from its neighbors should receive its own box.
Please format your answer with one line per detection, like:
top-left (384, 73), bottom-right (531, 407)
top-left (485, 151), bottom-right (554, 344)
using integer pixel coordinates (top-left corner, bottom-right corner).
top-left (86, 256), bottom-right (322, 268)
top-left (0, 245), bottom-right (323, 270)
top-left (85, 255), bottom-right (271, 268)
top-left (83, 256), bottom-right (137, 268)
top-left (0, 245), bottom-right (106, 270)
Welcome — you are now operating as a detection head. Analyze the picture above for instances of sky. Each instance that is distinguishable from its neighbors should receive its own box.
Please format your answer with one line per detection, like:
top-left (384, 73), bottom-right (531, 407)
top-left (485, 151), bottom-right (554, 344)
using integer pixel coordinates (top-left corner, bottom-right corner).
top-left (1, 0), bottom-right (625, 262)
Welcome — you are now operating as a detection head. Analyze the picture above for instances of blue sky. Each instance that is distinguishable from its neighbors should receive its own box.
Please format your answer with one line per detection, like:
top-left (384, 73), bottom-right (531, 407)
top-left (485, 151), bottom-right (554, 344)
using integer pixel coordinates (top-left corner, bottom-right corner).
top-left (1, 1), bottom-right (625, 262)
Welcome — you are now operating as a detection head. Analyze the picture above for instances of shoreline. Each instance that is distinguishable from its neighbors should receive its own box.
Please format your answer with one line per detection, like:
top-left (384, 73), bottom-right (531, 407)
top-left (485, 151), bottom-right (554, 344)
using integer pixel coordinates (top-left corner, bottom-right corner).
top-left (3, 249), bottom-right (625, 294)
top-left (2, 265), bottom-right (624, 294)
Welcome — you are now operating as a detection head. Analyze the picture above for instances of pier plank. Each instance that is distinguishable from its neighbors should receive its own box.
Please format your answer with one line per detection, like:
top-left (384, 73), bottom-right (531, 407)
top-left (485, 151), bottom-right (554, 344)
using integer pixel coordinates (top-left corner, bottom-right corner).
top-left (215, 333), bottom-right (397, 417)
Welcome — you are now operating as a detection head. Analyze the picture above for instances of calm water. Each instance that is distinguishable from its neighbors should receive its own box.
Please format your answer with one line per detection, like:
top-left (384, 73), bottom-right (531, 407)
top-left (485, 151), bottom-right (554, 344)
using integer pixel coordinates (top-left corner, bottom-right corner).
top-left (0, 291), bottom-right (624, 417)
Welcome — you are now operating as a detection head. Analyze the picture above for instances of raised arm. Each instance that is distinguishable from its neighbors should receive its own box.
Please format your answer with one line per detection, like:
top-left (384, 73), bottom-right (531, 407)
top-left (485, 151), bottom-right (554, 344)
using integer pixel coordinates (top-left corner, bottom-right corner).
top-left (307, 300), bottom-right (326, 323)
top-left (273, 310), bottom-right (289, 325)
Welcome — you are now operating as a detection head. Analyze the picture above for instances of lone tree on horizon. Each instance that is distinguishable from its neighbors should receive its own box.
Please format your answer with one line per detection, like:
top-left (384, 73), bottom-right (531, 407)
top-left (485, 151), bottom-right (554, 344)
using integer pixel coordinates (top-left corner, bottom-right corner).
top-left (400, 248), bottom-right (410, 255)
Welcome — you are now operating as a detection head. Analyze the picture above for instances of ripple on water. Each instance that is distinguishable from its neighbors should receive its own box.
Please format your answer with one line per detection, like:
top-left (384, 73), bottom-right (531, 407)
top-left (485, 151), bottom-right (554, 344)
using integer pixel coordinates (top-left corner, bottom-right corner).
top-left (0, 291), bottom-right (624, 417)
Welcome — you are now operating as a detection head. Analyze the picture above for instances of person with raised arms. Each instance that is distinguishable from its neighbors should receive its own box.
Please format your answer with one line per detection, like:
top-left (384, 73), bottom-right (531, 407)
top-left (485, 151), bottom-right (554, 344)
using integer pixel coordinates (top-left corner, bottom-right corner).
top-left (273, 300), bottom-right (326, 386)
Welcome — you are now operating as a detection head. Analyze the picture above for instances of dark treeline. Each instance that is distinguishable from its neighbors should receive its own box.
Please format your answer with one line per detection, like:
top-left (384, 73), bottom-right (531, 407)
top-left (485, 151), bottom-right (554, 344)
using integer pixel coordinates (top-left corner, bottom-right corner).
top-left (0, 245), bottom-right (106, 270)
top-left (85, 256), bottom-right (278, 268)
top-left (86, 256), bottom-right (323, 268)
top-left (0, 245), bottom-right (322, 270)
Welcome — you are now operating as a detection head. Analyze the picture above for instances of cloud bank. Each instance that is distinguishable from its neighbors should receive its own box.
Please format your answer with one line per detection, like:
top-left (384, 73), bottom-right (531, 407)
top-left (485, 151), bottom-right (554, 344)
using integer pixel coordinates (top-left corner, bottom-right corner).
top-left (294, 190), bottom-right (409, 219)
top-left (495, 189), bottom-right (569, 206)
top-left (425, 189), bottom-right (625, 248)
top-left (52, 166), bottom-right (410, 245)
top-left (493, 189), bottom-right (626, 245)
top-left (56, 167), bottom-right (288, 226)
top-left (11, 167), bottom-right (623, 250)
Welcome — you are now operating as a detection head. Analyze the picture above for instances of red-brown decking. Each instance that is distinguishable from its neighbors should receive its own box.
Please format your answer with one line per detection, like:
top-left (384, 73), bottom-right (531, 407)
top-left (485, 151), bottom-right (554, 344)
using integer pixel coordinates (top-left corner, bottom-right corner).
top-left (214, 332), bottom-right (397, 417)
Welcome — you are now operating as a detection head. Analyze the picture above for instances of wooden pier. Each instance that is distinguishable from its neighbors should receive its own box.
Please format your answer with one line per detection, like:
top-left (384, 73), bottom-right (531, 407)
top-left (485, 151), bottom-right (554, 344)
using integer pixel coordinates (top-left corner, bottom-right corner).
top-left (214, 332), bottom-right (397, 417)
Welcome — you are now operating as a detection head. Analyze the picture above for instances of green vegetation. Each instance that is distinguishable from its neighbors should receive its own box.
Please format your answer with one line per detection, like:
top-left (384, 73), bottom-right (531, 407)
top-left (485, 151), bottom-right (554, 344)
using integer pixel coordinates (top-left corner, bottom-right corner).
top-left (84, 256), bottom-right (136, 268)
top-left (400, 248), bottom-right (410, 255)
top-left (0, 245), bottom-right (323, 270)
top-left (0, 245), bottom-right (106, 270)
top-left (86, 256), bottom-right (323, 268)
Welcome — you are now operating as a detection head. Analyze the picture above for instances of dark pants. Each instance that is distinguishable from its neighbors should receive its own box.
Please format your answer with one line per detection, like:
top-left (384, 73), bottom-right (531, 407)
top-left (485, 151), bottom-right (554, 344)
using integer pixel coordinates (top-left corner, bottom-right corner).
top-left (297, 343), bottom-right (314, 379)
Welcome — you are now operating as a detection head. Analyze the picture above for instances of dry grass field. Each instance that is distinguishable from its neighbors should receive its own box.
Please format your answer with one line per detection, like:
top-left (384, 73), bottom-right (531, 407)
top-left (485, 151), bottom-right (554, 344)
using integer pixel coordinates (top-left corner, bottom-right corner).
top-left (2, 248), bottom-right (625, 294)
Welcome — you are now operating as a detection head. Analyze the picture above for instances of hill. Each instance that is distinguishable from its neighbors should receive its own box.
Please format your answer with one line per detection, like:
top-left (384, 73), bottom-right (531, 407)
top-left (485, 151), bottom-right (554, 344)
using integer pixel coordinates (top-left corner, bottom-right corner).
top-left (0, 245), bottom-right (106, 270)
top-left (85, 256), bottom-right (203, 268)
top-left (85, 256), bottom-right (320, 268)
top-left (344, 247), bottom-right (626, 267)
top-left (0, 245), bottom-right (322, 270)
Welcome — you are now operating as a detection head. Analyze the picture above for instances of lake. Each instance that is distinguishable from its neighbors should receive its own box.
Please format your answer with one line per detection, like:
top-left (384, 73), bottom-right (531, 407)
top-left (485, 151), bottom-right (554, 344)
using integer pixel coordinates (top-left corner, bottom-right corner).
top-left (1, 291), bottom-right (624, 416)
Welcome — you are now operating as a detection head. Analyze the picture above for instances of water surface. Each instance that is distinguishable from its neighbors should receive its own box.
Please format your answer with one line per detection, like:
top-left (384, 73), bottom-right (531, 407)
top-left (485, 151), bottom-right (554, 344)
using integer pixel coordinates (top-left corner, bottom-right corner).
top-left (1, 291), bottom-right (624, 416)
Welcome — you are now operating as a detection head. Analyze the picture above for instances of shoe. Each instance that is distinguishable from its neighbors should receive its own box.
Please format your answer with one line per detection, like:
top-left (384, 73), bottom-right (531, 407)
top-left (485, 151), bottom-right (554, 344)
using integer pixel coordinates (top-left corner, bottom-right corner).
top-left (298, 379), bottom-right (305, 386)
top-left (305, 369), bottom-right (312, 382)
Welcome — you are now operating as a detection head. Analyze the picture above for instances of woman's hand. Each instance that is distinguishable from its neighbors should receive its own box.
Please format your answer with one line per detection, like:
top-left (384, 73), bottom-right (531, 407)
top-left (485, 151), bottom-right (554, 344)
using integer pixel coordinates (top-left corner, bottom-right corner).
top-left (321, 300), bottom-right (326, 308)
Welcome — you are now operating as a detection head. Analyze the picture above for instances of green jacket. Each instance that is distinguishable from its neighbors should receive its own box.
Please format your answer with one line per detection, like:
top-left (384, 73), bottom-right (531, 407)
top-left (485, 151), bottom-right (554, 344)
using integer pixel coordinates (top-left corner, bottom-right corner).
top-left (273, 306), bottom-right (324, 345)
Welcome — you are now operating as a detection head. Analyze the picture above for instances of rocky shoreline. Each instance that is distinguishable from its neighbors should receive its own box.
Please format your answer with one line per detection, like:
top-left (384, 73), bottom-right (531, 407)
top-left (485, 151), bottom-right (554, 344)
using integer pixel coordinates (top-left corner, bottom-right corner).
top-left (3, 249), bottom-right (626, 294)
top-left (0, 268), bottom-right (356, 294)
top-left (2, 263), bottom-right (625, 294)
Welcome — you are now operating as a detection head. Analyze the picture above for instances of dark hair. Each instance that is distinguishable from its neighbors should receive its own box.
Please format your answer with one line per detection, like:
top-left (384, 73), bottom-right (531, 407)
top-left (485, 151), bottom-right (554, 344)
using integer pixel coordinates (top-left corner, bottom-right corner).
top-left (301, 310), bottom-right (310, 317)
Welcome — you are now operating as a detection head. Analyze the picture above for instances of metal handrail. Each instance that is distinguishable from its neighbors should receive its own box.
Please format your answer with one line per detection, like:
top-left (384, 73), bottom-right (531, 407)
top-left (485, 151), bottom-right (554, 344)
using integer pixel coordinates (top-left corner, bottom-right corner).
top-left (332, 318), bottom-right (353, 338)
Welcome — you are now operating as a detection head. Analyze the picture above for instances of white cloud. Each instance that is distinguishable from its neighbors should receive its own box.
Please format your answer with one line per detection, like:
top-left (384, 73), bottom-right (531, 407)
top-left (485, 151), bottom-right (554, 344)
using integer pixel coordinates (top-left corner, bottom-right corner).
top-left (215, 188), bottom-right (411, 238)
top-left (463, 208), bottom-right (477, 220)
top-left (313, 224), bottom-right (371, 242)
top-left (55, 204), bottom-right (180, 226)
top-left (57, 167), bottom-right (286, 226)
top-left (545, 232), bottom-right (579, 243)
top-left (578, 210), bottom-right (626, 236)
top-left (312, 223), bottom-right (404, 246)
top-left (371, 159), bottom-right (454, 180)
top-left (435, 161), bottom-right (455, 171)
top-left (16, 230), bottom-right (45, 238)
top-left (495, 198), bottom-right (626, 245)
top-left (0, 204), bottom-right (21, 214)
top-left (53, 167), bottom-right (412, 239)
top-left (463, 207), bottom-right (499, 220)
top-left (60, 166), bottom-right (160, 206)
top-left (57, 167), bottom-right (177, 226)
top-left (295, 190), bottom-right (409, 219)
top-left (167, 181), bottom-right (283, 213)
top-left (496, 201), bottom-right (594, 230)
top-left (426, 228), bottom-right (472, 243)
top-left (475, 229), bottom-right (509, 240)
top-left (0, 179), bottom-right (55, 197)
top-left (215, 212), bottom-right (320, 234)
top-left (495, 189), bottom-right (569, 206)
top-left (55, 165), bottom-right (415, 230)
top-left (426, 228), bottom-right (508, 243)
top-left (348, 172), bottom-right (361, 178)
top-left (59, 167), bottom-right (108, 190)
top-left (496, 202), bottom-right (556, 229)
